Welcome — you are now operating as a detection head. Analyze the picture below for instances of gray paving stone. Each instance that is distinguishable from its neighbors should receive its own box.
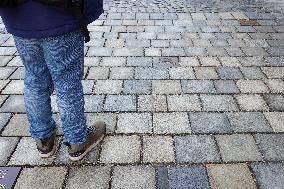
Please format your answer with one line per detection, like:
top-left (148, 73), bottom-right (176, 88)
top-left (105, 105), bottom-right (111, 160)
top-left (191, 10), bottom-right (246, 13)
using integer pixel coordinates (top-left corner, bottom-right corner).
top-left (227, 112), bottom-right (272, 132)
top-left (8, 137), bottom-right (56, 165)
top-left (169, 67), bottom-right (195, 79)
top-left (153, 112), bottom-right (191, 134)
top-left (87, 67), bottom-right (109, 79)
top-left (200, 94), bottom-right (238, 111)
top-left (100, 57), bottom-right (126, 66)
top-left (123, 80), bottom-right (151, 94)
top-left (181, 80), bottom-right (216, 93)
top-left (138, 95), bottom-right (167, 112)
top-left (104, 95), bottom-right (136, 112)
top-left (0, 113), bottom-right (11, 131)
top-left (15, 167), bottom-right (67, 189)
top-left (179, 57), bottom-right (200, 67)
top-left (162, 48), bottom-right (186, 56)
top-left (194, 67), bottom-right (219, 79)
top-left (217, 67), bottom-right (243, 80)
top-left (216, 134), bottom-right (262, 162)
top-left (82, 80), bottom-right (95, 94)
top-left (153, 57), bottom-right (180, 68)
top-left (127, 57), bottom-right (152, 67)
top-left (2, 114), bottom-right (29, 136)
top-left (0, 95), bottom-right (25, 113)
top-left (0, 137), bottom-right (19, 165)
top-left (251, 162), bottom-right (284, 189)
top-left (263, 94), bottom-right (284, 111)
top-left (9, 67), bottom-right (24, 79)
top-left (152, 80), bottom-right (181, 94)
top-left (240, 67), bottom-right (266, 79)
top-left (143, 136), bottom-right (175, 163)
top-left (190, 112), bottom-right (232, 134)
top-left (93, 80), bottom-right (123, 94)
top-left (175, 135), bottom-right (220, 163)
top-left (214, 80), bottom-right (240, 94)
top-left (135, 67), bottom-right (169, 79)
top-left (87, 47), bottom-right (112, 56)
top-left (145, 48), bottom-right (162, 56)
top-left (264, 79), bottom-right (284, 93)
top-left (167, 94), bottom-right (201, 111)
top-left (255, 134), bottom-right (284, 161)
top-left (65, 166), bottom-right (111, 189)
top-left (112, 166), bottom-right (156, 189)
top-left (125, 39), bottom-right (150, 48)
top-left (264, 112), bottom-right (284, 132)
top-left (262, 67), bottom-right (284, 79)
top-left (113, 47), bottom-right (143, 56)
top-left (166, 166), bottom-right (211, 189)
top-left (0, 47), bottom-right (17, 56)
top-left (219, 57), bottom-right (241, 67)
top-left (100, 135), bottom-right (140, 163)
top-left (236, 80), bottom-right (269, 93)
top-left (84, 57), bottom-right (100, 66)
top-left (199, 57), bottom-right (221, 66)
top-left (116, 113), bottom-right (152, 134)
top-left (207, 163), bottom-right (257, 189)
top-left (235, 94), bottom-right (269, 111)
top-left (110, 67), bottom-right (134, 79)
top-left (0, 67), bottom-right (16, 79)
top-left (0, 80), bottom-right (9, 91)
top-left (84, 95), bottom-right (104, 112)
top-left (184, 47), bottom-right (208, 56)
top-left (0, 56), bottom-right (13, 66)
top-left (239, 56), bottom-right (266, 67)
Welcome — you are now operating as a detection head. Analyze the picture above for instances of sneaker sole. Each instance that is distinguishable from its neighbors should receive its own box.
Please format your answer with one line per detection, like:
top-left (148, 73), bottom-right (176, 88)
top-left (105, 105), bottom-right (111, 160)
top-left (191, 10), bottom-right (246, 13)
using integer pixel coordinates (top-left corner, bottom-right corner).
top-left (39, 139), bottom-right (58, 158)
top-left (68, 135), bottom-right (104, 161)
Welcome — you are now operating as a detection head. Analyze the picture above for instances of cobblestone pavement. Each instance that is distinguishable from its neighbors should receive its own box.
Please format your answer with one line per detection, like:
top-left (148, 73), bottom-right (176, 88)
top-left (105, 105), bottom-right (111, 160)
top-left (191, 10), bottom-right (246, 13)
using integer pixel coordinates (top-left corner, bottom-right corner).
top-left (0, 0), bottom-right (284, 188)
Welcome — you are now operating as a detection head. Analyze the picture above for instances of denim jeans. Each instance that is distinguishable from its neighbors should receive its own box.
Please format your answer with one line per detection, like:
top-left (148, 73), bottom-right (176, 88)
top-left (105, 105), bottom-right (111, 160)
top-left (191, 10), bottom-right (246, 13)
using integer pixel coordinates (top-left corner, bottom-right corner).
top-left (13, 30), bottom-right (87, 145)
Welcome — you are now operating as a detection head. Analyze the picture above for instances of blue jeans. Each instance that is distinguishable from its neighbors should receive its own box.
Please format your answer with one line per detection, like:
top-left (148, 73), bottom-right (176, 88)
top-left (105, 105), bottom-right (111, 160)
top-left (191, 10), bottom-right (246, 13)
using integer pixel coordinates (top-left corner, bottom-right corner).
top-left (14, 30), bottom-right (87, 145)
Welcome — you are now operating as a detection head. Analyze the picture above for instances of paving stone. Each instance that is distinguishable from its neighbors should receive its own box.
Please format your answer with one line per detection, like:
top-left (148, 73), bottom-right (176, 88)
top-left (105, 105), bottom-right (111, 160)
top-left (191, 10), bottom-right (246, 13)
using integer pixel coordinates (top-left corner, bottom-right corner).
top-left (0, 137), bottom-right (19, 165)
top-left (0, 112), bottom-right (11, 131)
top-left (217, 67), bottom-right (243, 80)
top-left (110, 67), bottom-right (134, 79)
top-left (199, 57), bottom-right (221, 66)
top-left (169, 67), bottom-right (195, 79)
top-left (264, 79), bottom-right (284, 93)
top-left (227, 112), bottom-right (272, 132)
top-left (207, 163), bottom-right (257, 189)
top-left (123, 80), bottom-right (151, 94)
top-left (194, 67), bottom-right (219, 79)
top-left (190, 112), bottom-right (232, 134)
top-left (153, 57), bottom-right (180, 68)
top-left (100, 57), bottom-right (126, 66)
top-left (2, 114), bottom-right (30, 136)
top-left (254, 134), bottom-right (284, 161)
top-left (200, 94), bottom-right (238, 111)
top-left (84, 95), bottom-right (104, 112)
top-left (167, 94), bottom-right (201, 111)
top-left (113, 48), bottom-right (143, 56)
top-left (261, 67), bottom-right (284, 79)
top-left (9, 67), bottom-right (24, 79)
top-left (219, 57), bottom-right (241, 67)
top-left (82, 80), bottom-right (95, 94)
top-left (153, 112), bottom-right (191, 134)
top-left (236, 80), bottom-right (269, 93)
top-left (87, 47), bottom-right (112, 56)
top-left (152, 80), bottom-right (181, 94)
top-left (0, 47), bottom-right (17, 56)
top-left (239, 56), bottom-right (266, 67)
top-left (181, 80), bottom-right (216, 93)
top-left (163, 166), bottom-right (211, 189)
top-left (175, 135), bottom-right (220, 163)
top-left (145, 48), bottom-right (162, 56)
top-left (127, 57), bottom-right (152, 67)
top-left (207, 47), bottom-right (228, 56)
top-left (263, 94), bottom-right (284, 111)
top-left (87, 67), bottom-right (109, 79)
top-left (116, 113), bottom-right (152, 134)
top-left (235, 94), bottom-right (269, 111)
top-left (216, 134), bottom-right (262, 162)
top-left (214, 80), bottom-right (240, 94)
top-left (104, 95), bottom-right (136, 112)
top-left (0, 56), bottom-right (13, 66)
top-left (100, 135), bottom-right (140, 163)
top-left (143, 136), bottom-right (175, 163)
top-left (0, 95), bottom-right (25, 112)
top-left (179, 57), bottom-right (200, 67)
top-left (112, 166), bottom-right (156, 189)
top-left (15, 167), bottom-right (67, 189)
top-left (251, 162), bottom-right (284, 189)
top-left (264, 112), bottom-right (284, 132)
top-left (138, 95), bottom-right (167, 112)
top-left (65, 166), bottom-right (111, 189)
top-left (85, 113), bottom-right (117, 134)
top-left (93, 80), bottom-right (122, 94)
top-left (8, 137), bottom-right (56, 165)
top-left (240, 67), bottom-right (266, 79)
top-left (0, 80), bottom-right (9, 91)
top-left (184, 47), bottom-right (208, 56)
top-left (0, 67), bottom-right (16, 79)
top-left (135, 67), bottom-right (169, 79)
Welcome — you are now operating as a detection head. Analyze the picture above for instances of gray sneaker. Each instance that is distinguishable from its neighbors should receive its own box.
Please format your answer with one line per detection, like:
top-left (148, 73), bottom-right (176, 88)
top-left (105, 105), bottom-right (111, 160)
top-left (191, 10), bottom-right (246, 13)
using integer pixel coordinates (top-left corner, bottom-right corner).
top-left (65, 121), bottom-right (106, 161)
top-left (36, 131), bottom-right (57, 158)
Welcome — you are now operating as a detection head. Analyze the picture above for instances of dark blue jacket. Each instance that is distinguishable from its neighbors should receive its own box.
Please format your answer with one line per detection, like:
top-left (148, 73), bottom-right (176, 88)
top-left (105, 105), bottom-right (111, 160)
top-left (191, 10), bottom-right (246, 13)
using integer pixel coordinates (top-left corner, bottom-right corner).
top-left (0, 0), bottom-right (104, 38)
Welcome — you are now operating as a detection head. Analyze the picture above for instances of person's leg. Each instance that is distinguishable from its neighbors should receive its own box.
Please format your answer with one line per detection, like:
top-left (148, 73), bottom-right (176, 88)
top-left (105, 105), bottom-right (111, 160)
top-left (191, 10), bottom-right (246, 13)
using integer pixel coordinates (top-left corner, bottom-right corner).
top-left (13, 36), bottom-right (56, 140)
top-left (41, 30), bottom-right (87, 145)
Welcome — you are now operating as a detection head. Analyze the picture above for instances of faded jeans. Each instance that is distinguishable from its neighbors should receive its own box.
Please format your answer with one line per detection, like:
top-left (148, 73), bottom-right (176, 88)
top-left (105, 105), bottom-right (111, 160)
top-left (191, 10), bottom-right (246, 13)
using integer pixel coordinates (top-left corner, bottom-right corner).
top-left (13, 30), bottom-right (87, 145)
